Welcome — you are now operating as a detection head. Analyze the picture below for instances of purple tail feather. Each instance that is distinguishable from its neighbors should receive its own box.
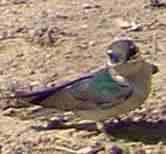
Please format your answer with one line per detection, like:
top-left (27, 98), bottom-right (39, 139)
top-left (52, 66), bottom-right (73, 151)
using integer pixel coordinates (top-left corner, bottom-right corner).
top-left (12, 74), bottom-right (93, 103)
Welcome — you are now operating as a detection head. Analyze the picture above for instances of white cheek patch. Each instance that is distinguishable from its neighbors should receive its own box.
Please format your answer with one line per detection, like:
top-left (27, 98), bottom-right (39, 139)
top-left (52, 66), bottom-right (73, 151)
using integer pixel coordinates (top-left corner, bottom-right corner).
top-left (106, 49), bottom-right (112, 54)
top-left (115, 75), bottom-right (127, 84)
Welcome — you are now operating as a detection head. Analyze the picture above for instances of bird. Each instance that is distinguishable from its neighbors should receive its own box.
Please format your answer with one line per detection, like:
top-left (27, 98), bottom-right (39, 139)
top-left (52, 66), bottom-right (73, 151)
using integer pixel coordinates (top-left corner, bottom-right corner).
top-left (4, 36), bottom-right (159, 122)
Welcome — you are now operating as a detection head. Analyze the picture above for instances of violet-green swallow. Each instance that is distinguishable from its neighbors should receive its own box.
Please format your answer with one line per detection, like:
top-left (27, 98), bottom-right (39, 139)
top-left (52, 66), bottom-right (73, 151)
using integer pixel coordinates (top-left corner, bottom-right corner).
top-left (4, 37), bottom-right (158, 121)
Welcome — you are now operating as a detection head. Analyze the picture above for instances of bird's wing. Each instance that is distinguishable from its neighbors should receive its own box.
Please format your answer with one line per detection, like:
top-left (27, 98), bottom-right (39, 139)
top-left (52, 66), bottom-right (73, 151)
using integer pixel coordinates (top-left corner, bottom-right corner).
top-left (6, 66), bottom-right (133, 109)
top-left (68, 69), bottom-right (133, 107)
top-left (5, 66), bottom-right (104, 102)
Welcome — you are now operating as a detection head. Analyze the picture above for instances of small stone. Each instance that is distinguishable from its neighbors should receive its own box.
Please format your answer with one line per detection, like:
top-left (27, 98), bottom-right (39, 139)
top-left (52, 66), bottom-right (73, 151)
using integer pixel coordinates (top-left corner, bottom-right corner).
top-left (82, 3), bottom-right (101, 9)
top-left (77, 143), bottom-right (104, 154)
top-left (79, 43), bottom-right (88, 49)
top-left (105, 144), bottom-right (123, 154)
top-left (115, 18), bottom-right (142, 31)
top-left (89, 41), bottom-right (96, 46)
top-left (12, 0), bottom-right (28, 4)
top-left (27, 105), bottom-right (43, 113)
top-left (82, 3), bottom-right (93, 9)
top-left (30, 81), bottom-right (41, 87)
top-left (128, 22), bottom-right (142, 32)
top-left (2, 108), bottom-right (18, 116)
top-left (132, 115), bottom-right (143, 122)
top-left (16, 53), bottom-right (24, 58)
top-left (115, 18), bottom-right (131, 29)
top-left (80, 24), bottom-right (88, 29)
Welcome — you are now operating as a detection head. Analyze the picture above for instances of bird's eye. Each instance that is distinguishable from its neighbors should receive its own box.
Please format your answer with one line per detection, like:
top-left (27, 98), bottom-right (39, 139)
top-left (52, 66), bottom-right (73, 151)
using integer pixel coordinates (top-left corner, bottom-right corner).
top-left (107, 51), bottom-right (119, 63)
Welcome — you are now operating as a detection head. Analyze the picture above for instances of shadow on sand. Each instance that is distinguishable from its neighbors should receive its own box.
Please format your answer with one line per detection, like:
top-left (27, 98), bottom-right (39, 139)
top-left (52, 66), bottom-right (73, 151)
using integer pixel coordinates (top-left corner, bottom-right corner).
top-left (104, 119), bottom-right (166, 144)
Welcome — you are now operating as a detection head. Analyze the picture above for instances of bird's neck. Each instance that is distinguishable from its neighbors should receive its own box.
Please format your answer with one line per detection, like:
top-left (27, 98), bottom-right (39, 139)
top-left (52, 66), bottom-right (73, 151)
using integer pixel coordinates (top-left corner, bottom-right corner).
top-left (127, 64), bottom-right (152, 99)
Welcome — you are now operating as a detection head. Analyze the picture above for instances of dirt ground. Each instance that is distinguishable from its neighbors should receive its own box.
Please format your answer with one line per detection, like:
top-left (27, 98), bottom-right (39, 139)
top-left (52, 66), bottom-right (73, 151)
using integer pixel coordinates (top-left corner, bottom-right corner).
top-left (0, 0), bottom-right (166, 153)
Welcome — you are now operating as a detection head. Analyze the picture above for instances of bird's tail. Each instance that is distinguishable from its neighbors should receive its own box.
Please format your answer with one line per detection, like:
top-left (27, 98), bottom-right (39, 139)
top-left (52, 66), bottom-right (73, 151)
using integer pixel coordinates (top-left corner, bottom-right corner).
top-left (0, 74), bottom-right (93, 104)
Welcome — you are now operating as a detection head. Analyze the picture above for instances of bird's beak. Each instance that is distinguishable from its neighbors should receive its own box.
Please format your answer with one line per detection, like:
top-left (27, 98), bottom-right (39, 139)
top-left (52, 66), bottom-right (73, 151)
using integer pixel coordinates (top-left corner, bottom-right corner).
top-left (152, 64), bottom-right (159, 74)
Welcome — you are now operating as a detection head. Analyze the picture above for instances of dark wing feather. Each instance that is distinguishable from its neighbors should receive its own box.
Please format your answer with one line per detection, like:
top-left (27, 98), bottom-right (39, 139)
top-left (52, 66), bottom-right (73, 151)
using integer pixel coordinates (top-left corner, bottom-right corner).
top-left (68, 73), bottom-right (133, 105)
top-left (6, 66), bottom-right (133, 108)
top-left (8, 70), bottom-right (98, 103)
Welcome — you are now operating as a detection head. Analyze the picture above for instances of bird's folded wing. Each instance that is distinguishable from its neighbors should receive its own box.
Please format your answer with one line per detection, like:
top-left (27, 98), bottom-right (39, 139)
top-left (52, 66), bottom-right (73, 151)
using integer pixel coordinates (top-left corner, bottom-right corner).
top-left (69, 73), bottom-right (133, 107)
top-left (5, 66), bottom-right (105, 102)
top-left (4, 66), bottom-right (133, 110)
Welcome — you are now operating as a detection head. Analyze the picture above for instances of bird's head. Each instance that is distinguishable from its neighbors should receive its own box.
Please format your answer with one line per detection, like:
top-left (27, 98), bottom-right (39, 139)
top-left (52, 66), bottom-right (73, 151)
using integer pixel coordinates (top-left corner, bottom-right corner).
top-left (106, 36), bottom-right (140, 66)
top-left (106, 36), bottom-right (159, 77)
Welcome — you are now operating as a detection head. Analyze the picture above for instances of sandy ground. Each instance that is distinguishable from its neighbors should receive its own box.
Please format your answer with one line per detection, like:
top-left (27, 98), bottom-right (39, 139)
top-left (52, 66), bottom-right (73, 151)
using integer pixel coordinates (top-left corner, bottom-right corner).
top-left (0, 0), bottom-right (166, 153)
